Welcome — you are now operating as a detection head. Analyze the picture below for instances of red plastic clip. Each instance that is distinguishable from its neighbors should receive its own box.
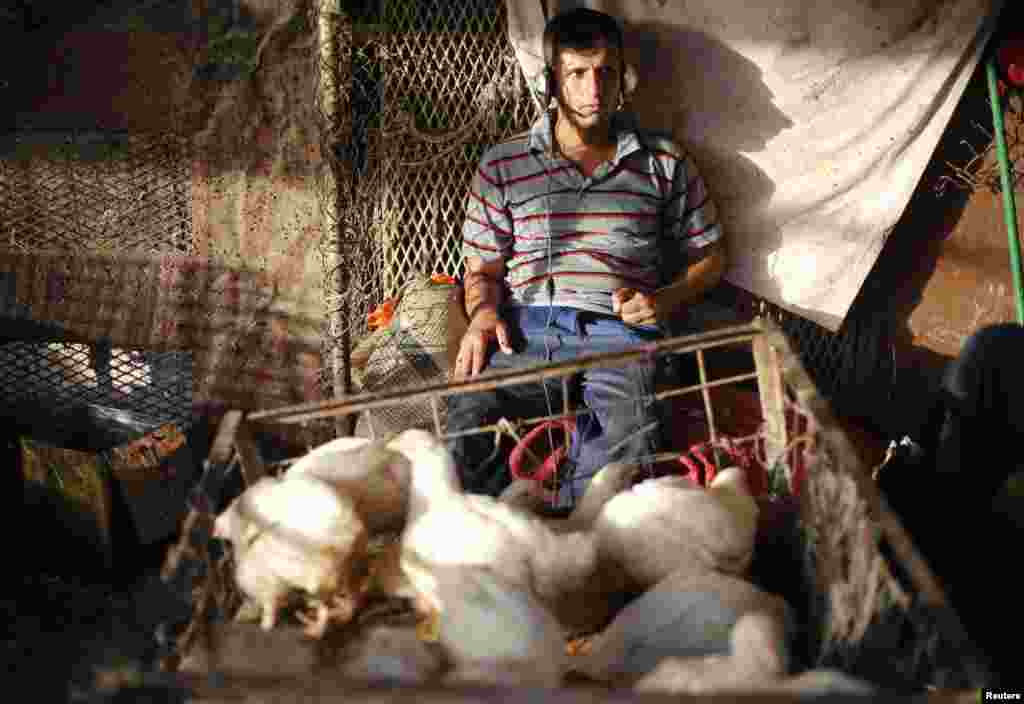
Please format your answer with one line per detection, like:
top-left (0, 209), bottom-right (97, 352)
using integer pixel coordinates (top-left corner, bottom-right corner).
top-left (509, 418), bottom-right (576, 486)
top-left (998, 38), bottom-right (1024, 89)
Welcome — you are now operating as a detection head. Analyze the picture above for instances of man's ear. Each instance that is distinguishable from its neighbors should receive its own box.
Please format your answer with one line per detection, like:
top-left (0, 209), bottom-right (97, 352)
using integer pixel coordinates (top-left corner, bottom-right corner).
top-left (622, 62), bottom-right (638, 98)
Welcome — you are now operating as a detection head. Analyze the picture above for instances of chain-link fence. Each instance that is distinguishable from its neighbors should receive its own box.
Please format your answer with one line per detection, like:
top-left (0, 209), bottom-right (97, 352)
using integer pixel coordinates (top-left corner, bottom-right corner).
top-left (0, 341), bottom-right (193, 427)
top-left (0, 130), bottom-right (195, 444)
top-left (311, 0), bottom-right (537, 427)
top-left (0, 0), bottom-right (889, 446)
top-left (0, 130), bottom-right (193, 255)
top-left (319, 0), bottom-right (536, 352)
top-left (374, 0), bottom-right (535, 292)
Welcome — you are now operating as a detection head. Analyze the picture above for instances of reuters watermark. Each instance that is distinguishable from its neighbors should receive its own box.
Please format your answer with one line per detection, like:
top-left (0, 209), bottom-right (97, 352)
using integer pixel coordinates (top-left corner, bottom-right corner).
top-left (982, 691), bottom-right (1024, 701)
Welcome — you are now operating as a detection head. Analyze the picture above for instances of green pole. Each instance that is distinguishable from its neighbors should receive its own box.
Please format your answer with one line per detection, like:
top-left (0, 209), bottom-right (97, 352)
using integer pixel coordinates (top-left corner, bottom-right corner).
top-left (986, 56), bottom-right (1024, 324)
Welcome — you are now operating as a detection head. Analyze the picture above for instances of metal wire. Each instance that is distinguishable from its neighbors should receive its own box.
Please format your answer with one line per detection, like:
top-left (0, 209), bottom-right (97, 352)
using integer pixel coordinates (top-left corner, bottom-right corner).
top-left (0, 128), bottom-right (195, 434)
top-left (245, 317), bottom-right (981, 689)
top-left (249, 323), bottom-right (764, 425)
top-left (314, 0), bottom-right (537, 409)
top-left (725, 291), bottom-right (895, 423)
top-left (0, 342), bottom-right (192, 433)
top-left (0, 130), bottom-right (193, 255)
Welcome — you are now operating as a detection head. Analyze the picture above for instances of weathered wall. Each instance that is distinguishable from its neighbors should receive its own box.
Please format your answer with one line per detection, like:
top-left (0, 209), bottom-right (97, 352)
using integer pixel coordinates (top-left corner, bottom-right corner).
top-left (841, 56), bottom-right (1024, 436)
top-left (2, 0), bottom-right (332, 413)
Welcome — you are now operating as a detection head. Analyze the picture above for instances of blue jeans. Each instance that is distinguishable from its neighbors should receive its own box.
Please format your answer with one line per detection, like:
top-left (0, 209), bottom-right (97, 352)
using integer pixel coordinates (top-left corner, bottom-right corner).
top-left (447, 305), bottom-right (665, 509)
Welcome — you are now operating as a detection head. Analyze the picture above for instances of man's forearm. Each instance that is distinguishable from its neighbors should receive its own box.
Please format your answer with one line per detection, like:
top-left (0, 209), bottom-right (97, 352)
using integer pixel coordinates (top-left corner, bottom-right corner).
top-left (465, 273), bottom-right (504, 317)
top-left (463, 257), bottom-right (507, 318)
top-left (655, 242), bottom-right (727, 317)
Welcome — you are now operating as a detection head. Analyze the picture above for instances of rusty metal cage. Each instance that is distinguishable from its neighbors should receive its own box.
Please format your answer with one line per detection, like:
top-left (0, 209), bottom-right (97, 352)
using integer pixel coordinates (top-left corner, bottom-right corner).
top-left (321, 0), bottom-right (537, 364)
top-left (0, 340), bottom-right (192, 431)
top-left (0, 1), bottom-right (885, 440)
top-left (0, 129), bottom-right (195, 443)
top-left (163, 319), bottom-right (992, 693)
top-left (0, 130), bottom-right (193, 255)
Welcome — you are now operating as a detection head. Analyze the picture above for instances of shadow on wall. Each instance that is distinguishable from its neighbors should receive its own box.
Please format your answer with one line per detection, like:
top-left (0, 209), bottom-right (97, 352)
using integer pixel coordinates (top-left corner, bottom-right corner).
top-left (525, 0), bottom-right (1002, 333)
top-left (621, 21), bottom-right (793, 297)
top-left (551, 0), bottom-right (1001, 439)
top-left (838, 54), bottom-right (995, 435)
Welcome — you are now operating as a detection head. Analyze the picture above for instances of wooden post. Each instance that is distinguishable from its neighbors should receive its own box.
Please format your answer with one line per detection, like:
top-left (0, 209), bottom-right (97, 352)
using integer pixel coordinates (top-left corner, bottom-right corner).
top-left (232, 419), bottom-right (266, 486)
top-left (752, 319), bottom-right (787, 469)
top-left (208, 409), bottom-right (243, 466)
top-left (320, 0), bottom-right (356, 437)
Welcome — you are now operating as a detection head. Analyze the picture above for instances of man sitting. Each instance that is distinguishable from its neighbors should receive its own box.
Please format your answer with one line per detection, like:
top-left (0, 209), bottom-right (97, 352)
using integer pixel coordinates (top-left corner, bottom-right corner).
top-left (448, 7), bottom-right (727, 507)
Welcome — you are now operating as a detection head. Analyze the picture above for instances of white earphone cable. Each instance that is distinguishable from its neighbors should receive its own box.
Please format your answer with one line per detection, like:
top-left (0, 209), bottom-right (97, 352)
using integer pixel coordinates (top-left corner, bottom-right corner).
top-left (540, 106), bottom-right (561, 502)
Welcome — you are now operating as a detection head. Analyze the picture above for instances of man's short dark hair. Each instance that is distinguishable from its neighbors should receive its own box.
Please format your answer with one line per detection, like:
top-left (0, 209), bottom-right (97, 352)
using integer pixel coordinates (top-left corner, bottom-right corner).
top-left (543, 7), bottom-right (624, 67)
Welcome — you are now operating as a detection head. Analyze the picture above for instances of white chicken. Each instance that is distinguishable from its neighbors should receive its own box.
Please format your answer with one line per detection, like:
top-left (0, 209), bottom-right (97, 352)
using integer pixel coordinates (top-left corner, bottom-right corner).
top-left (593, 466), bottom-right (760, 590)
top-left (498, 461), bottom-right (639, 532)
top-left (213, 474), bottom-right (369, 638)
top-left (630, 609), bottom-right (790, 694)
top-left (385, 429), bottom-right (617, 639)
top-left (569, 569), bottom-right (794, 687)
top-left (283, 435), bottom-right (411, 534)
top-left (498, 462), bottom-right (640, 634)
top-left (636, 660), bottom-right (878, 697)
top-left (430, 564), bottom-right (569, 689)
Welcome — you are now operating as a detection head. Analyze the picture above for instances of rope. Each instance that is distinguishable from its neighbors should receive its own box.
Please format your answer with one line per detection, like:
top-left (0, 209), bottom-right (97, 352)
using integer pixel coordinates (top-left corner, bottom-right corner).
top-left (379, 57), bottom-right (522, 168)
top-left (486, 407), bottom-right (815, 504)
top-left (479, 416), bottom-right (547, 476)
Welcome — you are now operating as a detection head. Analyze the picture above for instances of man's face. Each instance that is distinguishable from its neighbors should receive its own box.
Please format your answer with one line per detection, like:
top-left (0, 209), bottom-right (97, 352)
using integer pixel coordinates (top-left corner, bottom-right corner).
top-left (554, 41), bottom-right (622, 134)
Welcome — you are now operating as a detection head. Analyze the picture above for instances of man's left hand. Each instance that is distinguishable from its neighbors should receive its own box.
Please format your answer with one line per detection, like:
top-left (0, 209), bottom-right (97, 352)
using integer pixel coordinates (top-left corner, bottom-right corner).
top-left (612, 288), bottom-right (660, 327)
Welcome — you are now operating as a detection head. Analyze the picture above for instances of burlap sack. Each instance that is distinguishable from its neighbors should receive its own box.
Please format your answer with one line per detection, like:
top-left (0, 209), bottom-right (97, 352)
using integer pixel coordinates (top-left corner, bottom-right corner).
top-left (353, 274), bottom-right (456, 437)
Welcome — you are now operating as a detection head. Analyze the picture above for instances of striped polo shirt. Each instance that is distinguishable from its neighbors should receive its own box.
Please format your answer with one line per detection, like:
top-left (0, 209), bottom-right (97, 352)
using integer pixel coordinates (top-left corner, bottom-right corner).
top-left (461, 110), bottom-right (722, 316)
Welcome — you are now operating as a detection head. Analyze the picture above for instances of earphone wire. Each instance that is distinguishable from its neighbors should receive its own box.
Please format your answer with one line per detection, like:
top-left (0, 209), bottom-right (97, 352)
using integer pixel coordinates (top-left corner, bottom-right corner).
top-left (541, 104), bottom-right (561, 505)
top-left (533, 8), bottom-right (653, 506)
top-left (534, 0), bottom-right (563, 504)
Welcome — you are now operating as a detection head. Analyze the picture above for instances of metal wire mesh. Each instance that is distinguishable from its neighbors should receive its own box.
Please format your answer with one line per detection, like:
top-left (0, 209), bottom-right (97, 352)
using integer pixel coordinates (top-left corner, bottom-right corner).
top-left (313, 0), bottom-right (537, 419)
top-left (375, 0), bottom-right (535, 293)
top-left (2, 0), bottom-right (538, 437)
top-left (712, 286), bottom-right (895, 426)
top-left (0, 340), bottom-right (193, 429)
top-left (777, 315), bottom-right (854, 400)
top-left (240, 318), bottom-right (990, 689)
top-left (0, 129), bottom-right (195, 436)
top-left (322, 0), bottom-right (535, 338)
top-left (0, 130), bottom-right (194, 255)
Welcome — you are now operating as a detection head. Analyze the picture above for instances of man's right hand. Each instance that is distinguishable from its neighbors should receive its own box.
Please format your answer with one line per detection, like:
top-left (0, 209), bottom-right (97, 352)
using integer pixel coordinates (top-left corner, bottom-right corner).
top-left (453, 305), bottom-right (513, 380)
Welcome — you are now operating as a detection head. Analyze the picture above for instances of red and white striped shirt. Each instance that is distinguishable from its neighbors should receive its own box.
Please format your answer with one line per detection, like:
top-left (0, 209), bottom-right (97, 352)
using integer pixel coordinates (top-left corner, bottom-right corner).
top-left (462, 111), bottom-right (722, 316)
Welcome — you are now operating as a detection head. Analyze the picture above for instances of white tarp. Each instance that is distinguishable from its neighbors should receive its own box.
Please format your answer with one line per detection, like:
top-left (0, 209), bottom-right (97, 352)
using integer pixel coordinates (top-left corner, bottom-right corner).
top-left (505, 0), bottom-right (1001, 330)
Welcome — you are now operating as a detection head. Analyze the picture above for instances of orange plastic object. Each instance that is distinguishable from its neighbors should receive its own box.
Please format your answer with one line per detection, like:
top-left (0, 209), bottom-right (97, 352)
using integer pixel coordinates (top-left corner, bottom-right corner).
top-left (367, 298), bottom-right (397, 330)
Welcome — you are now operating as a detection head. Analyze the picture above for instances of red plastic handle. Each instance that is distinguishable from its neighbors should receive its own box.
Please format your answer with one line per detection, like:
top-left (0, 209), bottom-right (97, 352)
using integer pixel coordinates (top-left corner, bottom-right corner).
top-left (509, 418), bottom-right (576, 485)
top-left (998, 39), bottom-right (1024, 88)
